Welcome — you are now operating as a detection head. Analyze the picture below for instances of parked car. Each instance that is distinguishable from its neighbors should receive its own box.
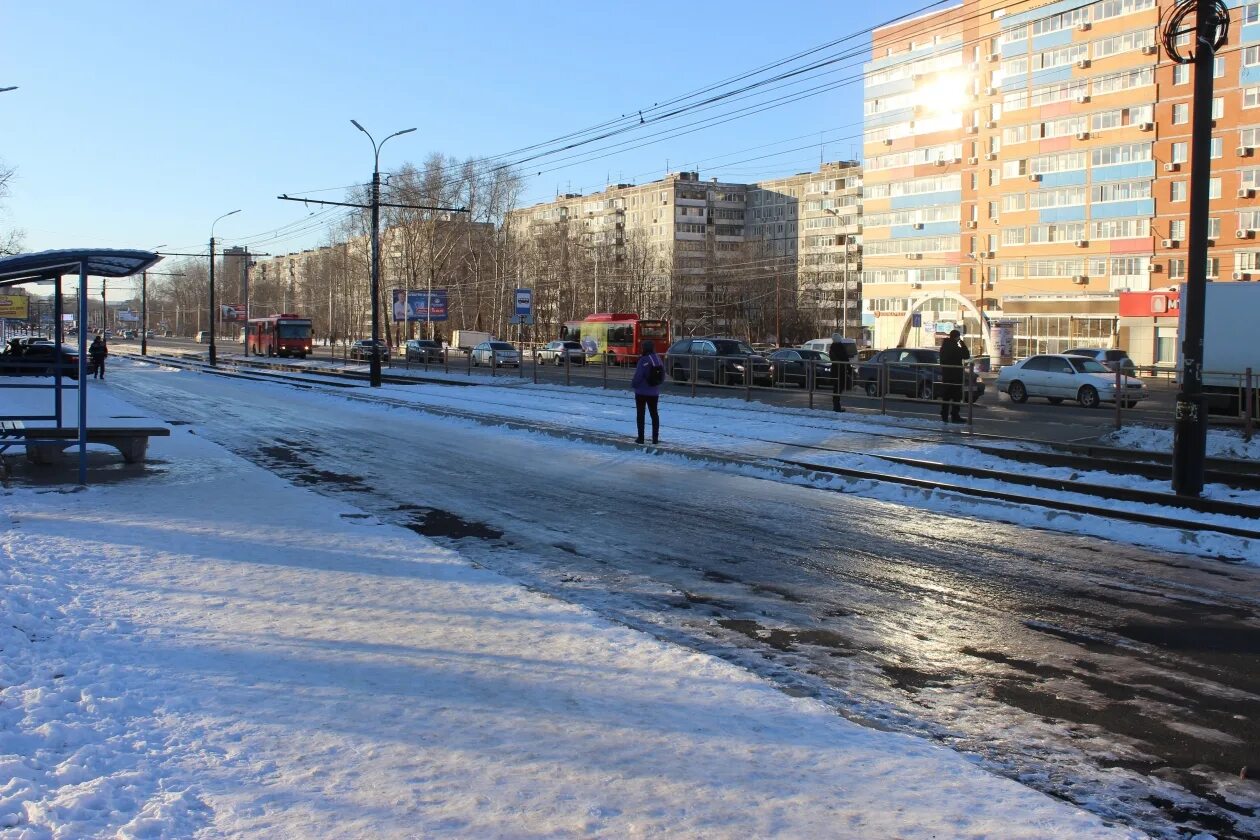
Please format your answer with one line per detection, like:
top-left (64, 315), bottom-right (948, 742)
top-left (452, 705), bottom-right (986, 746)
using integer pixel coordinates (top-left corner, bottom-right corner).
top-left (350, 339), bottom-right (391, 361)
top-left (471, 340), bottom-right (521, 367)
top-left (768, 348), bottom-right (836, 388)
top-left (145, 329), bottom-right (156, 338)
top-left (404, 339), bottom-right (444, 363)
top-left (0, 343), bottom-right (80, 379)
top-left (856, 347), bottom-right (985, 401)
top-left (664, 337), bottom-right (775, 385)
top-left (997, 354), bottom-right (1148, 408)
top-left (195, 331), bottom-right (210, 343)
top-left (1064, 347), bottom-right (1137, 376)
top-left (750, 342), bottom-right (778, 355)
top-left (534, 340), bottom-right (586, 366)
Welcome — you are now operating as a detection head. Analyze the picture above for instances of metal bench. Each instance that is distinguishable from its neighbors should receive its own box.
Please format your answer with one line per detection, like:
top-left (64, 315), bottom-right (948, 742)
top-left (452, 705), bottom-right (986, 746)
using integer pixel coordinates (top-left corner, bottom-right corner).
top-left (0, 420), bottom-right (170, 464)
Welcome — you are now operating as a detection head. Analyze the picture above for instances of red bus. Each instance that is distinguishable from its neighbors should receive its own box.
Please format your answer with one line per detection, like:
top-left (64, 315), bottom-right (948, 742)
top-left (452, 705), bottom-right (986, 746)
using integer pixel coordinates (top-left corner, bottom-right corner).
top-left (247, 313), bottom-right (313, 358)
top-left (560, 313), bottom-right (671, 365)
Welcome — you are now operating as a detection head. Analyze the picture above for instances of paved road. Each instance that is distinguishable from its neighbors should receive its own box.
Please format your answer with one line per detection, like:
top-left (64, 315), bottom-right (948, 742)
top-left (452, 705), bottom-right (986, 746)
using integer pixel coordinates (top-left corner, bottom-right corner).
top-left (105, 362), bottom-right (1260, 839)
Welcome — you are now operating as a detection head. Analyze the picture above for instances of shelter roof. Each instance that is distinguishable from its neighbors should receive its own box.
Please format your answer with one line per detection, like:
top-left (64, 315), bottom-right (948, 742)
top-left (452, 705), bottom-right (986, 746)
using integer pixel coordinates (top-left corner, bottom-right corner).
top-left (0, 249), bottom-right (163, 286)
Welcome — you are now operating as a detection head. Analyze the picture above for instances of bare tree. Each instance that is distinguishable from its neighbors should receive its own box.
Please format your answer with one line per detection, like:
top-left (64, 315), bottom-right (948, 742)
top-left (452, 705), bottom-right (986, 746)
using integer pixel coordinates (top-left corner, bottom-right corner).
top-left (0, 160), bottom-right (24, 255)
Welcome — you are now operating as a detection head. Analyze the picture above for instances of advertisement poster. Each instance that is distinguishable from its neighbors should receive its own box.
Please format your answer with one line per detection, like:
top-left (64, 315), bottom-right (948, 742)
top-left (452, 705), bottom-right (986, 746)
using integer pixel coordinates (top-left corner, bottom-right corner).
top-left (392, 288), bottom-right (448, 322)
top-left (0, 294), bottom-right (30, 319)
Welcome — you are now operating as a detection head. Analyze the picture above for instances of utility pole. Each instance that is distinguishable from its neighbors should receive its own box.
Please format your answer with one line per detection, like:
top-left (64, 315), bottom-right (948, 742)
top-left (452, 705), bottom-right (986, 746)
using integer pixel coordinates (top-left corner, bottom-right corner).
top-left (278, 122), bottom-right (466, 385)
top-left (1165, 0), bottom-right (1229, 497)
top-left (208, 210), bottom-right (241, 366)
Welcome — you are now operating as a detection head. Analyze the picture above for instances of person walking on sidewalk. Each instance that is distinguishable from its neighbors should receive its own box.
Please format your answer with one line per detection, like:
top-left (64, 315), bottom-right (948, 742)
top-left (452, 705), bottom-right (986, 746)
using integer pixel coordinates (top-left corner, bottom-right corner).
top-left (89, 334), bottom-right (108, 380)
top-left (938, 329), bottom-right (969, 423)
top-left (827, 333), bottom-right (853, 412)
top-left (631, 340), bottom-right (664, 444)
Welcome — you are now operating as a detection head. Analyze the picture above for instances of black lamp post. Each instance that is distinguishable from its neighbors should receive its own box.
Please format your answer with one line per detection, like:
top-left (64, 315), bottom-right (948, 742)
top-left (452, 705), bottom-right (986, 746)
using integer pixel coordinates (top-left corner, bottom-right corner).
top-left (350, 120), bottom-right (415, 387)
top-left (209, 209), bottom-right (241, 366)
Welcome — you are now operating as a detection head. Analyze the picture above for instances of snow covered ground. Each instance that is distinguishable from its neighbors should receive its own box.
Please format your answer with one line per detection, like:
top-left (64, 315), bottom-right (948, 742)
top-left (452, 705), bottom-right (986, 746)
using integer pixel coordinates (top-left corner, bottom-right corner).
top-left (0, 369), bottom-right (1154, 837)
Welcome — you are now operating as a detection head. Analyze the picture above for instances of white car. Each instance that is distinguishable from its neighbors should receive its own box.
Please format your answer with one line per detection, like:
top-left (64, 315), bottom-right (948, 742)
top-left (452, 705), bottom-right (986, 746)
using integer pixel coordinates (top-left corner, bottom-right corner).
top-left (534, 340), bottom-right (586, 366)
top-left (471, 340), bottom-right (521, 368)
top-left (997, 354), bottom-right (1148, 409)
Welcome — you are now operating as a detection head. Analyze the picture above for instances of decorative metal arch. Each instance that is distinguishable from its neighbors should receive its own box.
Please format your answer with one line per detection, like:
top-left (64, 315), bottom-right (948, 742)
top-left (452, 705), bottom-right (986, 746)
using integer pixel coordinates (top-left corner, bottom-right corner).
top-left (893, 292), bottom-right (994, 356)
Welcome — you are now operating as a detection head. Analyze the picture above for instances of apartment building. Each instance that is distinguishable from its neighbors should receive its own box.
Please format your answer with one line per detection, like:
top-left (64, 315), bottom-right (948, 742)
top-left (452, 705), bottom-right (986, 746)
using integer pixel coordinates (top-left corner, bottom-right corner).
top-left (745, 161), bottom-right (864, 338)
top-left (507, 171), bottom-right (750, 334)
top-left (862, 0), bottom-right (1260, 366)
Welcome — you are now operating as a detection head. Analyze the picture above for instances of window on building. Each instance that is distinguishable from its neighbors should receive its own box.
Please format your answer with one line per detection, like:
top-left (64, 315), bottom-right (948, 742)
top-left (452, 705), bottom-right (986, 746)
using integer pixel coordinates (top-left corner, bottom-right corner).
top-left (1169, 258), bottom-right (1186, 278)
top-left (1244, 2), bottom-right (1259, 24)
top-left (1209, 217), bottom-right (1222, 239)
top-left (1170, 219), bottom-right (1187, 239)
top-left (1172, 103), bottom-right (1189, 124)
top-left (1213, 98), bottom-right (1224, 120)
top-left (1246, 87), bottom-right (1260, 109)
top-left (1174, 65), bottom-right (1190, 85)
top-left (1208, 257), bottom-right (1220, 279)
top-left (1209, 178), bottom-right (1222, 200)
top-left (1171, 180), bottom-right (1187, 201)
top-left (1243, 127), bottom-right (1260, 148)
top-left (1211, 137), bottom-right (1223, 159)
top-left (1246, 46), bottom-right (1260, 68)
top-left (1171, 142), bottom-right (1188, 163)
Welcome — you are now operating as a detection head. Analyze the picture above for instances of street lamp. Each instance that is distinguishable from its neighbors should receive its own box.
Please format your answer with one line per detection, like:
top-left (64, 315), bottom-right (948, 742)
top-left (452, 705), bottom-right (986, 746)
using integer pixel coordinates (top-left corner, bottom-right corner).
top-left (351, 119), bottom-right (416, 387)
top-left (209, 210), bottom-right (241, 366)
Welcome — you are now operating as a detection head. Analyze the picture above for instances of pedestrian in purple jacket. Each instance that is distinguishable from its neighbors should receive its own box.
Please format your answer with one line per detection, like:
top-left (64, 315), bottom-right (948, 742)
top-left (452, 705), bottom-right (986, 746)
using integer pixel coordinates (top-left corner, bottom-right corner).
top-left (630, 340), bottom-right (664, 444)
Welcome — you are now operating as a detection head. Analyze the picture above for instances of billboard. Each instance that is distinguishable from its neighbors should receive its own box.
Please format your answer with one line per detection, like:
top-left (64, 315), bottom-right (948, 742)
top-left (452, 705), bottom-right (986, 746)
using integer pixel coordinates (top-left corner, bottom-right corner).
top-left (392, 288), bottom-right (448, 322)
top-left (220, 303), bottom-right (246, 322)
top-left (1118, 290), bottom-right (1180, 318)
top-left (0, 294), bottom-right (30, 319)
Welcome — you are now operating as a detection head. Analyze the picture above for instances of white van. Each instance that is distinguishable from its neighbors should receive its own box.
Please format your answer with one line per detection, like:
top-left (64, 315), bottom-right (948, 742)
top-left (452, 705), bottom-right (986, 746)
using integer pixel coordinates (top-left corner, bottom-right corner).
top-left (801, 337), bottom-right (857, 359)
top-left (195, 331), bottom-right (210, 344)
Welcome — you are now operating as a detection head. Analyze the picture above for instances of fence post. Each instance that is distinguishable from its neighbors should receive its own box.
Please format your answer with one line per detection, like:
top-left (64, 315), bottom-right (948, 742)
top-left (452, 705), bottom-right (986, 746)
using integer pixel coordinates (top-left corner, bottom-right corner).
top-left (532, 350), bottom-right (537, 383)
top-left (565, 351), bottom-right (571, 387)
top-left (880, 361), bottom-right (888, 415)
top-left (1114, 366), bottom-right (1122, 430)
top-left (1246, 367), bottom-right (1254, 442)
top-left (746, 354), bottom-right (753, 401)
top-left (491, 350), bottom-right (497, 378)
top-left (467, 348), bottom-right (472, 376)
top-left (691, 355), bottom-right (698, 399)
top-left (519, 349), bottom-right (524, 379)
top-left (807, 360), bottom-right (815, 411)
top-left (602, 351), bottom-right (608, 389)
top-left (443, 348), bottom-right (448, 375)
top-left (966, 361), bottom-right (975, 426)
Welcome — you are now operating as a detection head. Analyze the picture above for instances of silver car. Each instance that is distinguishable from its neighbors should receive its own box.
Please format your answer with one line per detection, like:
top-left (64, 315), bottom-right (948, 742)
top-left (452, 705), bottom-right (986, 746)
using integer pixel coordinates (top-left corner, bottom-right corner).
top-left (997, 354), bottom-right (1148, 408)
top-left (471, 340), bottom-right (521, 368)
top-left (534, 340), bottom-right (586, 366)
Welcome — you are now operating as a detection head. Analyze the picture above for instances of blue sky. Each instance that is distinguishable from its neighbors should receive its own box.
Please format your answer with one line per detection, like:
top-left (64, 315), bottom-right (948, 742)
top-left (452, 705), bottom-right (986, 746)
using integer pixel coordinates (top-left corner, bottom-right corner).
top-left (3, 0), bottom-right (923, 265)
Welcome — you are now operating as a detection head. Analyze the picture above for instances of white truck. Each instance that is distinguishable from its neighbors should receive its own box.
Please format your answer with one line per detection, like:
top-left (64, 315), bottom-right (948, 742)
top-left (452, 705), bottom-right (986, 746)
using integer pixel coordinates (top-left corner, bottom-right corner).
top-left (1179, 282), bottom-right (1260, 415)
top-left (450, 329), bottom-right (492, 352)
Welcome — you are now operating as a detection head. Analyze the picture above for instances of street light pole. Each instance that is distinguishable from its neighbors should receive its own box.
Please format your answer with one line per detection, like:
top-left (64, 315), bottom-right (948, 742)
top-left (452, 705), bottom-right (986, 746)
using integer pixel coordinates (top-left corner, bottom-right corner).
top-left (209, 209), bottom-right (241, 366)
top-left (351, 120), bottom-right (416, 387)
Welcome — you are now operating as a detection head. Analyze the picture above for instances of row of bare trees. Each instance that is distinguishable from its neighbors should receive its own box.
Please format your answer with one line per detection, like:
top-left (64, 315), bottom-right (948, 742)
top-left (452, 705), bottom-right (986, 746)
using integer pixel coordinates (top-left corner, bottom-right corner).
top-left (129, 155), bottom-right (851, 347)
top-left (0, 160), bottom-right (23, 256)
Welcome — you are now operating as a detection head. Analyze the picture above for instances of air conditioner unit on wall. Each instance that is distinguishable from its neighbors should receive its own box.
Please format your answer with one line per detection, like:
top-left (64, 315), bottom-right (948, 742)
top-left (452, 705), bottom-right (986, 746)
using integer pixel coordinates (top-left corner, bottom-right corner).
top-left (1076, 94), bottom-right (1090, 104)
top-left (1073, 275), bottom-right (1089, 284)
top-left (1141, 44), bottom-right (1158, 55)
top-left (1165, 162), bottom-right (1180, 172)
top-left (913, 222), bottom-right (924, 229)
top-left (1075, 239), bottom-right (1089, 247)
top-left (985, 152), bottom-right (998, 160)
top-left (1239, 147), bottom-right (1255, 157)
top-left (1162, 239), bottom-right (1179, 248)
top-left (985, 86), bottom-right (998, 96)
top-left (1234, 272), bottom-right (1253, 281)
top-left (1076, 131), bottom-right (1090, 140)
top-left (883, 138), bottom-right (894, 146)
top-left (907, 253), bottom-right (922, 260)
top-left (1238, 229), bottom-right (1256, 239)
top-left (966, 125), bottom-right (979, 134)
top-left (966, 220), bottom-right (978, 229)
top-left (968, 156), bottom-right (979, 165)
top-left (1138, 122), bottom-right (1155, 131)
top-left (1239, 188), bottom-right (1256, 199)
top-left (984, 120), bottom-right (998, 129)
top-left (980, 250), bottom-right (996, 259)
top-left (1077, 59), bottom-right (1091, 69)
top-left (1029, 173), bottom-right (1042, 182)
top-left (1077, 21), bottom-right (1091, 31)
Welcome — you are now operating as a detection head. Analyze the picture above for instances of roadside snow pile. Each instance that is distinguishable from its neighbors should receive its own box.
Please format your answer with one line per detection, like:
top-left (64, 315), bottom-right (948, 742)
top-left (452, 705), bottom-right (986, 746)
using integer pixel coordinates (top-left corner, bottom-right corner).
top-left (1103, 424), bottom-right (1260, 461)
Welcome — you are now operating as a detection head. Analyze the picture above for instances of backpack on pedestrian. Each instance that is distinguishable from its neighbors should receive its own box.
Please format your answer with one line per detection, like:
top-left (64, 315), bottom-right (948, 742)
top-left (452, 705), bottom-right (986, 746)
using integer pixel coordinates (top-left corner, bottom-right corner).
top-left (646, 358), bottom-right (665, 386)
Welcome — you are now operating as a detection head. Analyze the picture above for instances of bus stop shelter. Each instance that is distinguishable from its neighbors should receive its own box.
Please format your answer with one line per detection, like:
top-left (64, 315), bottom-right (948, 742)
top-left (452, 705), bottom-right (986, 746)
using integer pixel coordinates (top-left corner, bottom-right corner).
top-left (0, 248), bottom-right (163, 483)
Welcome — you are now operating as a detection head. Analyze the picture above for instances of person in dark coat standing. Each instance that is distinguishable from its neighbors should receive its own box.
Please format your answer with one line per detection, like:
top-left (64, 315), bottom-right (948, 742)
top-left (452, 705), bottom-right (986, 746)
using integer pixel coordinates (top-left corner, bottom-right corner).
top-left (89, 335), bottom-right (108, 380)
top-left (827, 333), bottom-right (852, 412)
top-left (938, 329), bottom-right (970, 423)
top-left (630, 340), bottom-right (663, 444)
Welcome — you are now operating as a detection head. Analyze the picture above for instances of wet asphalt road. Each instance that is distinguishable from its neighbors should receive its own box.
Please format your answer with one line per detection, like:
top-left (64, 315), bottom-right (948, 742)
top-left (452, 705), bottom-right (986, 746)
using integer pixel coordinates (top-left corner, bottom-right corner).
top-left (112, 365), bottom-right (1260, 839)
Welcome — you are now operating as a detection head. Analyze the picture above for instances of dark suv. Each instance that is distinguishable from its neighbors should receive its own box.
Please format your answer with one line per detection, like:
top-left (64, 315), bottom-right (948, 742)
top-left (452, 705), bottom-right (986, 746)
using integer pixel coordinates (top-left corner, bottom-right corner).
top-left (665, 337), bottom-right (775, 386)
top-left (856, 347), bottom-right (985, 401)
top-left (404, 339), bottom-right (443, 363)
